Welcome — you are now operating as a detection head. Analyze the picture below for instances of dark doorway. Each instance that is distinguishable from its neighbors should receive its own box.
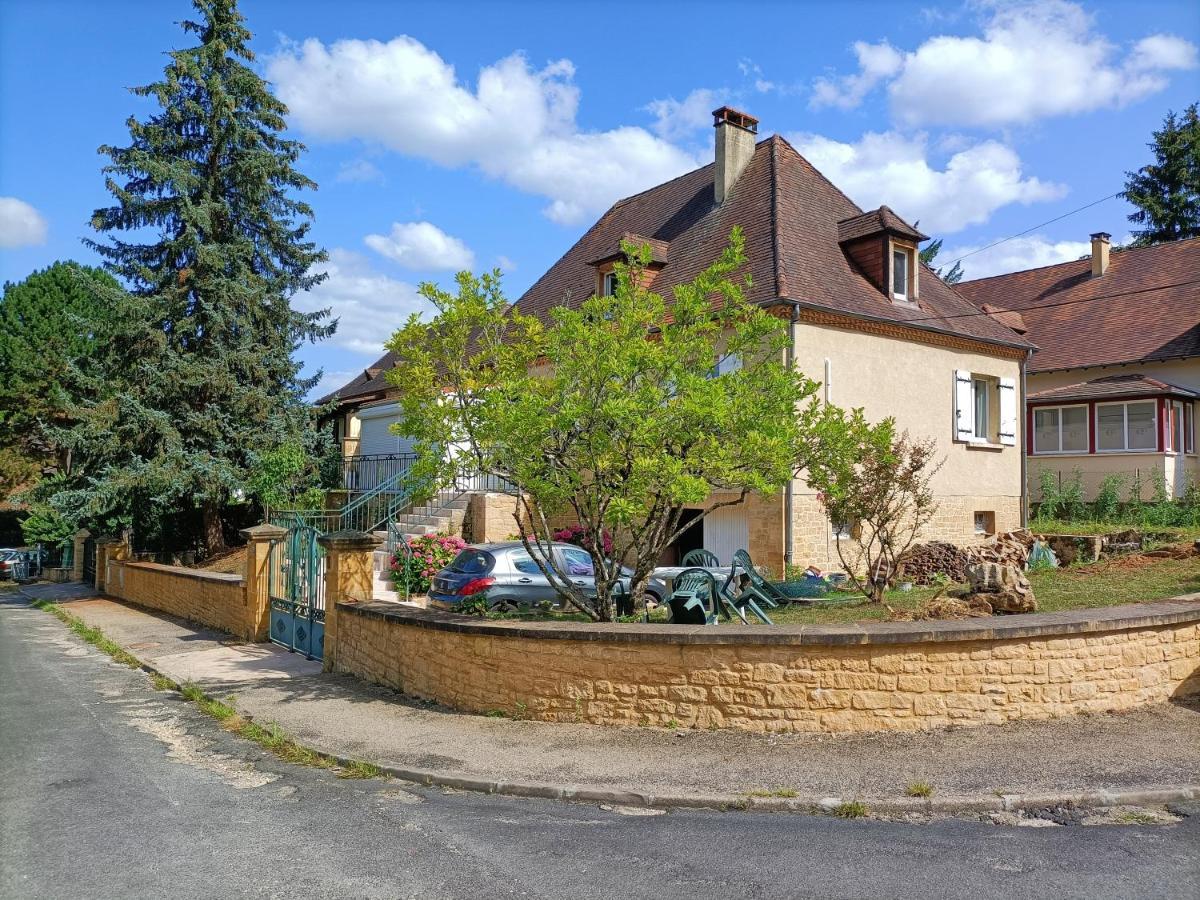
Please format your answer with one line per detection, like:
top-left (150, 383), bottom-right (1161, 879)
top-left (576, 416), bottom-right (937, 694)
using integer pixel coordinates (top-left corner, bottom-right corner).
top-left (663, 508), bottom-right (703, 566)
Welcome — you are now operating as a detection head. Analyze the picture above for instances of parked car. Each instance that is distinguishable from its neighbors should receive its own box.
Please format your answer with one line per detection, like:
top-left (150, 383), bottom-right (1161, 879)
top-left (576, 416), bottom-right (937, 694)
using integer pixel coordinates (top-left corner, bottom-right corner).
top-left (428, 541), bottom-right (668, 613)
top-left (0, 549), bottom-right (23, 580)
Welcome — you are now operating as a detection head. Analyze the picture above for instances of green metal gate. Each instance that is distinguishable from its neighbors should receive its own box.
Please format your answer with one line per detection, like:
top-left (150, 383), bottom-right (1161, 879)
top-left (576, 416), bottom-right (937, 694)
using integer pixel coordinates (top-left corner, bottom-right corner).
top-left (81, 537), bottom-right (96, 584)
top-left (267, 525), bottom-right (326, 660)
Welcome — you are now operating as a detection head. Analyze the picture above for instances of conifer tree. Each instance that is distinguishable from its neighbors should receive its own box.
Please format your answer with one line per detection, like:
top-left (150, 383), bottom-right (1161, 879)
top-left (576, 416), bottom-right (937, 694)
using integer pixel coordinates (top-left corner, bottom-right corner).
top-left (1123, 103), bottom-right (1200, 246)
top-left (82, 0), bottom-right (332, 551)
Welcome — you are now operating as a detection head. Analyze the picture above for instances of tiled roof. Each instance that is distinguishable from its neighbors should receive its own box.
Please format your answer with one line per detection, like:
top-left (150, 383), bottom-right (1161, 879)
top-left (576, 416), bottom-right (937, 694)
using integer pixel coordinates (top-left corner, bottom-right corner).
top-left (1028, 373), bottom-right (1198, 403)
top-left (957, 238), bottom-right (1200, 373)
top-left (513, 136), bottom-right (1031, 350)
top-left (837, 206), bottom-right (928, 243)
top-left (316, 350), bottom-right (396, 406)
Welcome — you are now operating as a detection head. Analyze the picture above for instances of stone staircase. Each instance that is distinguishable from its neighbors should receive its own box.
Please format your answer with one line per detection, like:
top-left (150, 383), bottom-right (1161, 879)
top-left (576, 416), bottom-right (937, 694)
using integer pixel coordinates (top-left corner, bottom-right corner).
top-left (370, 490), bottom-right (471, 602)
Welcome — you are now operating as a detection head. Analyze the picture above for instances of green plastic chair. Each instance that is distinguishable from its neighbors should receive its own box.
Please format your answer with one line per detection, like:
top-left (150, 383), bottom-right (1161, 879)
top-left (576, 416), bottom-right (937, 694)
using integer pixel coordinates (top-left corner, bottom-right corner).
top-left (722, 549), bottom-right (788, 611)
top-left (681, 548), bottom-right (721, 568)
top-left (667, 568), bottom-right (720, 625)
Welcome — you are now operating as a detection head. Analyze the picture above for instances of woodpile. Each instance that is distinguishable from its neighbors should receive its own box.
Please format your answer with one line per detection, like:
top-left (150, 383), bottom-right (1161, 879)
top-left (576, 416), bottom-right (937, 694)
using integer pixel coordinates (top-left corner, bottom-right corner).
top-left (900, 529), bottom-right (1035, 586)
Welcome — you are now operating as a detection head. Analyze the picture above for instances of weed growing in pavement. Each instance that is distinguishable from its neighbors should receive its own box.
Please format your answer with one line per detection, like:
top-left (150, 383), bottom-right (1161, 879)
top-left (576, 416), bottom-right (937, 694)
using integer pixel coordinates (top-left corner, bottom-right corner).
top-left (338, 760), bottom-right (384, 779)
top-left (748, 789), bottom-right (799, 799)
top-left (150, 673), bottom-right (178, 691)
top-left (485, 709), bottom-right (506, 718)
top-left (833, 801), bottom-right (869, 819)
top-left (905, 781), bottom-right (934, 798)
top-left (665, 718), bottom-right (682, 729)
top-left (32, 600), bottom-right (141, 668)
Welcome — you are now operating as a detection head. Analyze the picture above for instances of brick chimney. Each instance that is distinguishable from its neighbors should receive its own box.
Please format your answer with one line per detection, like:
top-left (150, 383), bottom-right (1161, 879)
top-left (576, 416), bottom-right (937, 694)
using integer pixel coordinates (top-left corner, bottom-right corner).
top-left (713, 107), bottom-right (758, 204)
top-left (1090, 232), bottom-right (1111, 277)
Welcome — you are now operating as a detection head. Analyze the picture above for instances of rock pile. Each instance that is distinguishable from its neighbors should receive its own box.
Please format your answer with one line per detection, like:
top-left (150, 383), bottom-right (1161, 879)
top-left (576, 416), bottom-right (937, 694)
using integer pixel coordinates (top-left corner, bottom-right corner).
top-left (900, 529), bottom-right (1035, 586)
top-left (958, 562), bottom-right (1037, 614)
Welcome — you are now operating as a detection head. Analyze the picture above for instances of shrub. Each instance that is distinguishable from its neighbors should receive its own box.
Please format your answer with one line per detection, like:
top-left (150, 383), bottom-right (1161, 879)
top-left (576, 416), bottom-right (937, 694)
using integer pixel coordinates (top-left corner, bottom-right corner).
top-left (389, 533), bottom-right (467, 594)
top-left (1091, 473), bottom-right (1125, 521)
top-left (552, 524), bottom-right (614, 556)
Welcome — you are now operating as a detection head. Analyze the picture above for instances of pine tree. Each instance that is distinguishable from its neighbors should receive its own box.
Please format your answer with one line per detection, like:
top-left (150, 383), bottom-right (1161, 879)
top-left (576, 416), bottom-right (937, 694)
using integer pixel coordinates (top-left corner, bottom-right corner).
top-left (919, 238), bottom-right (963, 284)
top-left (1122, 103), bottom-right (1200, 246)
top-left (82, 0), bottom-right (332, 552)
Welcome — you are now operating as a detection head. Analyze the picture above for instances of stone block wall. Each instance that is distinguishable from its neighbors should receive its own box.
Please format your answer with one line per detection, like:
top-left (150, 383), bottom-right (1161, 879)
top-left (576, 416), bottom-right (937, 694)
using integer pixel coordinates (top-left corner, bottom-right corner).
top-left (332, 600), bottom-right (1200, 735)
top-left (106, 560), bottom-right (254, 640)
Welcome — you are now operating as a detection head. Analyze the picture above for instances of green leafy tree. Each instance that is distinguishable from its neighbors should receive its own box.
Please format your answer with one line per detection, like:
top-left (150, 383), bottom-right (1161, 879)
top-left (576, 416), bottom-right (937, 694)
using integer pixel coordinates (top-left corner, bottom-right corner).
top-left (75, 0), bottom-right (331, 552)
top-left (1123, 103), bottom-right (1200, 245)
top-left (919, 238), bottom-right (963, 284)
top-left (386, 229), bottom-right (869, 621)
top-left (0, 261), bottom-right (117, 495)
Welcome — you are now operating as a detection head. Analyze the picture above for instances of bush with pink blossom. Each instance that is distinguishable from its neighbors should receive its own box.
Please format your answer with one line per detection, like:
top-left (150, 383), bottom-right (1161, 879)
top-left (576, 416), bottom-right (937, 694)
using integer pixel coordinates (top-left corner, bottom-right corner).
top-left (551, 525), bottom-right (613, 556)
top-left (389, 533), bottom-right (468, 594)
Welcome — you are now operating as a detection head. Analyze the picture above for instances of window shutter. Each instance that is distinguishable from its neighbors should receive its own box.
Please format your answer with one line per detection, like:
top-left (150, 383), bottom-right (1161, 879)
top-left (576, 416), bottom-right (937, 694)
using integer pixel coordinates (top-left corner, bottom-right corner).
top-left (998, 377), bottom-right (1017, 446)
top-left (954, 370), bottom-right (974, 441)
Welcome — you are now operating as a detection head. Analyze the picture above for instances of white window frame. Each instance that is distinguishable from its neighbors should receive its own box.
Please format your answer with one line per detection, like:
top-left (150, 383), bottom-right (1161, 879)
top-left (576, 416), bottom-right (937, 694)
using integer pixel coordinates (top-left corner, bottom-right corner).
top-left (1167, 400), bottom-right (1185, 455)
top-left (891, 247), bottom-right (909, 302)
top-left (1187, 402), bottom-right (1196, 455)
top-left (1095, 400), bottom-right (1158, 454)
top-left (1031, 403), bottom-right (1089, 455)
top-left (601, 271), bottom-right (618, 297)
top-left (972, 378), bottom-right (990, 441)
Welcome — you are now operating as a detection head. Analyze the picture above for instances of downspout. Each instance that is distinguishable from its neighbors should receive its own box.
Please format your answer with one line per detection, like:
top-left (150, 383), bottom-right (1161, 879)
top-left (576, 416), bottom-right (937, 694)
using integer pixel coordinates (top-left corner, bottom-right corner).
top-left (1020, 352), bottom-right (1029, 528)
top-left (784, 302), bottom-right (800, 570)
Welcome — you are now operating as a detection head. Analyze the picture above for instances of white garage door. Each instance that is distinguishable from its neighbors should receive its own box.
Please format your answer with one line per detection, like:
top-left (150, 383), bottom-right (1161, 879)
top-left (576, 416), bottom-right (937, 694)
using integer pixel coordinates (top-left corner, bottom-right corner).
top-left (356, 404), bottom-right (415, 457)
top-left (702, 506), bottom-right (748, 567)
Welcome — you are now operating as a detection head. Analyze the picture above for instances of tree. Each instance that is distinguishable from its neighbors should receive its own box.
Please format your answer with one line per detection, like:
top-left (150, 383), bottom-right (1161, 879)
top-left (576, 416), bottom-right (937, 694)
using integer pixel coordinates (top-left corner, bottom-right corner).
top-left (79, 0), bottom-right (332, 552)
top-left (1123, 103), bottom-right (1200, 246)
top-left (386, 229), bottom-right (869, 621)
top-left (808, 430), bottom-right (942, 604)
top-left (0, 262), bottom-right (117, 495)
top-left (919, 238), bottom-right (963, 284)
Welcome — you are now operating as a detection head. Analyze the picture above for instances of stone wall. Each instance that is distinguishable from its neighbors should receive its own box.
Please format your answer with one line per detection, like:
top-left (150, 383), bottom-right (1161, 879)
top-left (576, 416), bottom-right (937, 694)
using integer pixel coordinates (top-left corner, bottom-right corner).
top-left (105, 559), bottom-right (256, 640)
top-left (332, 599), bottom-right (1200, 734)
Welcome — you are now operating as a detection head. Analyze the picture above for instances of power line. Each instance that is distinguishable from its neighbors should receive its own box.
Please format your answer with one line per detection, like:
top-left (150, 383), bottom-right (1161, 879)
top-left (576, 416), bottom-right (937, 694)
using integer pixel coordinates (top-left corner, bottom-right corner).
top-left (942, 192), bottom-right (1123, 267)
top-left (907, 276), bottom-right (1200, 324)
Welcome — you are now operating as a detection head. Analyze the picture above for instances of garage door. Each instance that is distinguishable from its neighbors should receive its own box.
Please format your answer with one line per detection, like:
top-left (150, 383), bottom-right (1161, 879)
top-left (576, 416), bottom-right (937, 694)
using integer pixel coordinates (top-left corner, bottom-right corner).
top-left (356, 404), bottom-right (414, 457)
top-left (702, 506), bottom-right (748, 567)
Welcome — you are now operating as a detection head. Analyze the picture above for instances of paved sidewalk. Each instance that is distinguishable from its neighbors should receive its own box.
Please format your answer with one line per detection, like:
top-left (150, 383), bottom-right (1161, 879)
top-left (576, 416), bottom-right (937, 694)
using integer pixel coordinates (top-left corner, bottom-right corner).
top-left (20, 583), bottom-right (1200, 807)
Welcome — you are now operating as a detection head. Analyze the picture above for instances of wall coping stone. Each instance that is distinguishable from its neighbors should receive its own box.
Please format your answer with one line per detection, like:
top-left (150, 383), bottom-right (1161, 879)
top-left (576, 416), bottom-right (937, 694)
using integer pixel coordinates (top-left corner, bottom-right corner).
top-left (338, 595), bottom-right (1200, 646)
top-left (318, 530), bottom-right (382, 552)
top-left (110, 558), bottom-right (244, 586)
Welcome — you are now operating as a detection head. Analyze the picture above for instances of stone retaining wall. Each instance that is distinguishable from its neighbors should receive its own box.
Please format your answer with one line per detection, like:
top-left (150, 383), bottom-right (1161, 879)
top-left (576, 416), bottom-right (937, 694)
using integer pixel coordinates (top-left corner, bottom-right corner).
top-left (333, 599), bottom-right (1200, 734)
top-left (106, 559), bottom-right (255, 640)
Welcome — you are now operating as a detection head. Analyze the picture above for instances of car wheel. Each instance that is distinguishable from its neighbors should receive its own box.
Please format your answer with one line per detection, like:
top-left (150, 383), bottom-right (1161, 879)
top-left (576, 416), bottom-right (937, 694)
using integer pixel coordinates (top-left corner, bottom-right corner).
top-left (489, 598), bottom-right (520, 614)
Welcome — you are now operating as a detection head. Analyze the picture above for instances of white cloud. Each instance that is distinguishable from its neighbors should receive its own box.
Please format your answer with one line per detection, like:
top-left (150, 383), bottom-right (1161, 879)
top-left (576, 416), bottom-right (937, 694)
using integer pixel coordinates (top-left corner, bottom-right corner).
top-left (336, 159), bottom-right (384, 183)
top-left (267, 37), bottom-right (701, 224)
top-left (949, 233), bottom-right (1129, 280)
top-left (0, 197), bottom-right (48, 248)
top-left (813, 1), bottom-right (1198, 127)
top-left (364, 221), bottom-right (475, 271)
top-left (496, 255), bottom-right (517, 273)
top-left (788, 130), bottom-right (1065, 234)
top-left (308, 368), bottom-right (360, 402)
top-left (644, 88), bottom-right (718, 141)
top-left (294, 248), bottom-right (428, 355)
top-left (811, 41), bottom-right (903, 110)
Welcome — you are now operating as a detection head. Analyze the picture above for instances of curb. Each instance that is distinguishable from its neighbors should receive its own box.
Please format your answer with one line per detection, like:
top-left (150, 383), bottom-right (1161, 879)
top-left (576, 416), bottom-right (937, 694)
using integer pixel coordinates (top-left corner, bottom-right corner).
top-left (28, 591), bottom-right (1200, 819)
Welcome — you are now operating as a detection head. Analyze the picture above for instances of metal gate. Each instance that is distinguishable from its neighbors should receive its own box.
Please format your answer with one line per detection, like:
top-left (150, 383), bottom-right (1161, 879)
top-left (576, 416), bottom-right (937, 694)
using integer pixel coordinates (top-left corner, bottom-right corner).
top-left (267, 525), bottom-right (326, 660)
top-left (81, 537), bottom-right (97, 584)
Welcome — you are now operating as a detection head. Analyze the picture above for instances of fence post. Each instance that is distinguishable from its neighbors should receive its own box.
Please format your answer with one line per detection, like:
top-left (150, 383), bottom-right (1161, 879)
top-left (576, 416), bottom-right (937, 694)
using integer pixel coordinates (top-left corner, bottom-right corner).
top-left (317, 530), bottom-right (380, 673)
top-left (93, 535), bottom-right (125, 592)
top-left (71, 529), bottom-right (90, 582)
top-left (239, 523), bottom-right (288, 642)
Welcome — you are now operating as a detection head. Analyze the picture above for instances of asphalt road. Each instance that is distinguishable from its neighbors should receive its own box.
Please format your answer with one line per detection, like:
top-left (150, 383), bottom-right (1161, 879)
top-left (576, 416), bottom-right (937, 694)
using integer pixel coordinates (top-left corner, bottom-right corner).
top-left (2, 595), bottom-right (1198, 900)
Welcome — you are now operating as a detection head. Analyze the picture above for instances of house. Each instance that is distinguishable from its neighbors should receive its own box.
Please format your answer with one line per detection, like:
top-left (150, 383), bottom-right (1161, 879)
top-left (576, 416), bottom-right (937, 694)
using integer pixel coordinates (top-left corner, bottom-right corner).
top-left (957, 236), bottom-right (1199, 502)
top-left (321, 107), bottom-right (1033, 573)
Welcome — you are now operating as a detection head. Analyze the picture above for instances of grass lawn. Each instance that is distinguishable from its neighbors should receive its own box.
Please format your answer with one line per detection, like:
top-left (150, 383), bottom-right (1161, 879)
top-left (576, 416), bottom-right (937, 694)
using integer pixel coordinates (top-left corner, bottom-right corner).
top-left (765, 552), bottom-right (1200, 626)
top-left (1028, 517), bottom-right (1200, 542)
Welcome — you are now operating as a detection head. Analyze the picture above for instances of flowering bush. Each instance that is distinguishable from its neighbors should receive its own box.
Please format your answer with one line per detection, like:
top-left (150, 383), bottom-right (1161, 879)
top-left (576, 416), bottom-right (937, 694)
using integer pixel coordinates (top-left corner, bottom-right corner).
top-left (390, 533), bottom-right (467, 595)
top-left (552, 525), bottom-right (613, 556)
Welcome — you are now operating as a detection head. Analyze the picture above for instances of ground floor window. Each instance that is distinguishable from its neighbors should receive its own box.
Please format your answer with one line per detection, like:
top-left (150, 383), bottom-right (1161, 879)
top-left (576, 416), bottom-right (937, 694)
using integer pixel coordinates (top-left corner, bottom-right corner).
top-left (1033, 405), bottom-right (1088, 454)
top-left (1096, 400), bottom-right (1157, 452)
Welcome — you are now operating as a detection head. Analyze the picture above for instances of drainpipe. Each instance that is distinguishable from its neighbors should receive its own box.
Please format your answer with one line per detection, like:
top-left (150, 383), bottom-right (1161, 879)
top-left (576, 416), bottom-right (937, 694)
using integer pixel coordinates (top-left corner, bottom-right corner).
top-left (1020, 353), bottom-right (1029, 528)
top-left (784, 302), bottom-right (800, 570)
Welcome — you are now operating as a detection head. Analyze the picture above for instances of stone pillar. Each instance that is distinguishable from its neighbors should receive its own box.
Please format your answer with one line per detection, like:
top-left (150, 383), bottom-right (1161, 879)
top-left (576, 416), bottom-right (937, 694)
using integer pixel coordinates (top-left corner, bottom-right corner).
top-left (71, 529), bottom-right (90, 582)
top-left (93, 536), bottom-right (126, 592)
top-left (239, 523), bottom-right (287, 642)
top-left (317, 530), bottom-right (380, 673)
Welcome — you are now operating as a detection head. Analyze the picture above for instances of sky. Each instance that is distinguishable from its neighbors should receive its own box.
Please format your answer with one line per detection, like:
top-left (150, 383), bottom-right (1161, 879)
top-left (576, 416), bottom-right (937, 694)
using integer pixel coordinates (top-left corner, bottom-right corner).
top-left (1, 0), bottom-right (1197, 399)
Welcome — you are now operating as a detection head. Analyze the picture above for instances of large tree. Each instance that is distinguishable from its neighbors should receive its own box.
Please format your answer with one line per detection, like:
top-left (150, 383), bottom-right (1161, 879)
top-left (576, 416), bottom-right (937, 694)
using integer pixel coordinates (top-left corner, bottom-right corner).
top-left (919, 238), bottom-right (963, 285)
top-left (0, 261), bottom-right (116, 495)
top-left (387, 229), bottom-right (868, 621)
top-left (1123, 103), bottom-right (1200, 246)
top-left (80, 0), bottom-right (331, 551)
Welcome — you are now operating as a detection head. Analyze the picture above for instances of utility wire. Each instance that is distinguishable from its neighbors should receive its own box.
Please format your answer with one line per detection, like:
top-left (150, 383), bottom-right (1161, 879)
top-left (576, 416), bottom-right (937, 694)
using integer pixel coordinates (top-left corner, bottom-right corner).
top-left (942, 192), bottom-right (1122, 267)
top-left (907, 277), bottom-right (1200, 324)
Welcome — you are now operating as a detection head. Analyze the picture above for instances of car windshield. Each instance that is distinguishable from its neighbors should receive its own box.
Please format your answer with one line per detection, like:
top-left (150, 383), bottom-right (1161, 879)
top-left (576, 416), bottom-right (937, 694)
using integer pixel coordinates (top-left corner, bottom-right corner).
top-left (447, 549), bottom-right (494, 575)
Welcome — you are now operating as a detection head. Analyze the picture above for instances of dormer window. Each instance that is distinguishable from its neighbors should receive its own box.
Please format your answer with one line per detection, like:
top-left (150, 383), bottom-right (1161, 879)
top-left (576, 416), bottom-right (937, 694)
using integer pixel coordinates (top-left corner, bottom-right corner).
top-left (890, 242), bottom-right (917, 304)
top-left (602, 271), bottom-right (619, 297)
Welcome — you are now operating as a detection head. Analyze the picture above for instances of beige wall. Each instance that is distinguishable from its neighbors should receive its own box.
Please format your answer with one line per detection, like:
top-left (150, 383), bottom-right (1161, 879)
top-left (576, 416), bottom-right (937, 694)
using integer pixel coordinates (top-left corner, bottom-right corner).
top-left (334, 602), bottom-right (1200, 735)
top-left (790, 322), bottom-right (1024, 567)
top-left (106, 560), bottom-right (257, 640)
top-left (1028, 358), bottom-right (1199, 501)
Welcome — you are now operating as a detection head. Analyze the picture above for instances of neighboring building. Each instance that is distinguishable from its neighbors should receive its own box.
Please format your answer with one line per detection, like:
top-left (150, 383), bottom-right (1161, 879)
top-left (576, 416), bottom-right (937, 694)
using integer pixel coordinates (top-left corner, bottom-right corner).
top-left (322, 108), bottom-right (1033, 572)
top-left (958, 236), bottom-right (1199, 502)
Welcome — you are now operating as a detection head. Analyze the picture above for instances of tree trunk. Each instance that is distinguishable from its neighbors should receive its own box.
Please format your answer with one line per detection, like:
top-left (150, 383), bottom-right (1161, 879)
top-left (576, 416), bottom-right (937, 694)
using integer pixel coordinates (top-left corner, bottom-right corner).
top-left (201, 500), bottom-right (226, 558)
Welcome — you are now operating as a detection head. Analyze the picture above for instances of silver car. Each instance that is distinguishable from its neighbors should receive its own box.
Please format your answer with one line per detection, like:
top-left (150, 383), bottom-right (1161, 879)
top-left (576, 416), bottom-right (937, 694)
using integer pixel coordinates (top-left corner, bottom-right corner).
top-left (428, 541), bottom-right (667, 613)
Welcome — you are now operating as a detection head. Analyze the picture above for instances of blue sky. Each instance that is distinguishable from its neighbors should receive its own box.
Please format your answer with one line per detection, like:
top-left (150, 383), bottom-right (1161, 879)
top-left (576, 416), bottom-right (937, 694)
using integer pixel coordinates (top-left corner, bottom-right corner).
top-left (1, 0), bottom-right (1197, 398)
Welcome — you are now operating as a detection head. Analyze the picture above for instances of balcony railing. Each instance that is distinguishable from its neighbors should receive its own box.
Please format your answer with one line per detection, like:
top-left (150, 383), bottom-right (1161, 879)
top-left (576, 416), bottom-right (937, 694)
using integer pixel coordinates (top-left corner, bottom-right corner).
top-left (341, 453), bottom-right (418, 493)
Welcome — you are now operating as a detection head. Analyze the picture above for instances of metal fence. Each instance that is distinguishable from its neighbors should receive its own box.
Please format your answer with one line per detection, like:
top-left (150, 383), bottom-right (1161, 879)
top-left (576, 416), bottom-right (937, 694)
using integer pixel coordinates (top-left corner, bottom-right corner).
top-left (341, 453), bottom-right (418, 492)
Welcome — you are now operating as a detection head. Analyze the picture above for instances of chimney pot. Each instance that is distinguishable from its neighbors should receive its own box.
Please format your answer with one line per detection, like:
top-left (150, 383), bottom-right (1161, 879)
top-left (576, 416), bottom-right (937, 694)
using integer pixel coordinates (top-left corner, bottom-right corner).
top-left (713, 106), bottom-right (758, 204)
top-left (1090, 231), bottom-right (1111, 277)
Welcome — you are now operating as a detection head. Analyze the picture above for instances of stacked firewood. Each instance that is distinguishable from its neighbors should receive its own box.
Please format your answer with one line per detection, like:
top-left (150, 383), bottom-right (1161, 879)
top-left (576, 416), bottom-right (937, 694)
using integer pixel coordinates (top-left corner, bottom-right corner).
top-left (900, 529), bottom-right (1035, 586)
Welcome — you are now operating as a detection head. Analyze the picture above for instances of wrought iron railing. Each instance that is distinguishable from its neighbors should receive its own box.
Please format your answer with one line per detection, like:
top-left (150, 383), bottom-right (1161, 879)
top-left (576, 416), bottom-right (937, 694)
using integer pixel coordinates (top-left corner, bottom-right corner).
top-left (340, 453), bottom-right (418, 493)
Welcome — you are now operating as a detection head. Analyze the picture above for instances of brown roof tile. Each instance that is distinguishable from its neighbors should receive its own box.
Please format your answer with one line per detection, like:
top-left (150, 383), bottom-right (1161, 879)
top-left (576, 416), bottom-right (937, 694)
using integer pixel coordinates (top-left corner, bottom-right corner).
top-left (837, 206), bottom-right (928, 243)
top-left (1028, 372), bottom-right (1198, 403)
top-left (317, 350), bottom-right (396, 406)
top-left (957, 238), bottom-right (1200, 373)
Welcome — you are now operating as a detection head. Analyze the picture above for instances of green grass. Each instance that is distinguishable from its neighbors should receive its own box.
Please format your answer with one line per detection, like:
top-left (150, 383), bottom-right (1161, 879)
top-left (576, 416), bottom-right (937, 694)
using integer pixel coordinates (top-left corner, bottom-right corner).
top-left (32, 600), bottom-right (142, 667)
top-left (904, 780), bottom-right (934, 798)
top-left (748, 788), bottom-right (799, 799)
top-left (1028, 518), bottom-right (1200, 541)
top-left (832, 801), bottom-right (869, 819)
